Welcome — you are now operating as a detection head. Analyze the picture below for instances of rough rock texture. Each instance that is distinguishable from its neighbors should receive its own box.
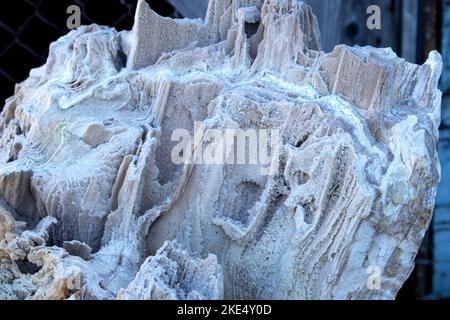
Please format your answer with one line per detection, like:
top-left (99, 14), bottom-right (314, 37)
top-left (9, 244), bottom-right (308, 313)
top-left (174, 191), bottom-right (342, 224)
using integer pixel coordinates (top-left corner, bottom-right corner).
top-left (117, 240), bottom-right (223, 300)
top-left (0, 0), bottom-right (443, 300)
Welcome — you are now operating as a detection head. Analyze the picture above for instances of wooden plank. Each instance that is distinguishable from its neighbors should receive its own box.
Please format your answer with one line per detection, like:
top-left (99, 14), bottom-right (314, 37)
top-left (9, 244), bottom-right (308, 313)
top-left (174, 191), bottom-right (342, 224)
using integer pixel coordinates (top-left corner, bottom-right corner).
top-left (434, 0), bottom-right (450, 299)
top-left (167, 0), bottom-right (209, 19)
top-left (302, 0), bottom-right (342, 52)
top-left (303, 0), bottom-right (401, 54)
top-left (442, 0), bottom-right (450, 93)
top-left (401, 0), bottom-right (419, 63)
top-left (422, 0), bottom-right (440, 61)
top-left (433, 97), bottom-right (450, 299)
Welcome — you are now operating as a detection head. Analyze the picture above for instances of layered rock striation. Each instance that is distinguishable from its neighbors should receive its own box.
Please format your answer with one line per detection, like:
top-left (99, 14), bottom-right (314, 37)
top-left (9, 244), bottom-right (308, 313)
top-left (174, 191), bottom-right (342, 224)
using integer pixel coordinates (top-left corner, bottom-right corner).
top-left (0, 0), bottom-right (443, 300)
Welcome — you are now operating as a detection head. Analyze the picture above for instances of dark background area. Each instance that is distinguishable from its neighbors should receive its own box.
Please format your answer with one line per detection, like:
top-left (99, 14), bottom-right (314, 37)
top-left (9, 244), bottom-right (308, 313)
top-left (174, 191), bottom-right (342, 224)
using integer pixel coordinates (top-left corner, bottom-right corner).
top-left (0, 0), bottom-right (448, 300)
top-left (0, 0), bottom-right (182, 104)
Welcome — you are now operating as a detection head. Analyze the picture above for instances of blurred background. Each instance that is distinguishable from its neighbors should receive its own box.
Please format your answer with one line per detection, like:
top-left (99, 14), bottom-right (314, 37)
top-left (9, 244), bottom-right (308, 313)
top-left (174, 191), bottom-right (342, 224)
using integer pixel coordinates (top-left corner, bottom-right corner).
top-left (0, 0), bottom-right (448, 300)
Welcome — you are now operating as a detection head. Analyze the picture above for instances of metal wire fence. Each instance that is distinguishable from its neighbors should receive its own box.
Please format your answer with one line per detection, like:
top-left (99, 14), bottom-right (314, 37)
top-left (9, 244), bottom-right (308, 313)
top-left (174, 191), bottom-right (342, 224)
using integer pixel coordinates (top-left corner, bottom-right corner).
top-left (0, 0), bottom-right (180, 104)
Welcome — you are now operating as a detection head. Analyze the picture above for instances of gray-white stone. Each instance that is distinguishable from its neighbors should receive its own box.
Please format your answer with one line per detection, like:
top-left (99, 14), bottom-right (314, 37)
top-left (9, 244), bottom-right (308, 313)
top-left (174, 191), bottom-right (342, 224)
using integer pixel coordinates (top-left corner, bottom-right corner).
top-left (0, 0), bottom-right (442, 300)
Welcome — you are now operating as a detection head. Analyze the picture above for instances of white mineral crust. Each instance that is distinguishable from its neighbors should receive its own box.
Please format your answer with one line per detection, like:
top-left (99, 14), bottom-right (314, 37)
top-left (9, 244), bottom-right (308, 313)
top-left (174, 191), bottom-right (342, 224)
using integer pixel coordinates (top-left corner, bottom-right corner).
top-left (0, 0), bottom-right (443, 300)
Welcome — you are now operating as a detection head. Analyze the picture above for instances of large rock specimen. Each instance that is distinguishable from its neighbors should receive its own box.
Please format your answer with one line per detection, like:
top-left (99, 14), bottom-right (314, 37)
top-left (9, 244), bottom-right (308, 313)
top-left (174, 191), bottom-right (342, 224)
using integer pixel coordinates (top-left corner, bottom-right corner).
top-left (0, 0), bottom-right (443, 300)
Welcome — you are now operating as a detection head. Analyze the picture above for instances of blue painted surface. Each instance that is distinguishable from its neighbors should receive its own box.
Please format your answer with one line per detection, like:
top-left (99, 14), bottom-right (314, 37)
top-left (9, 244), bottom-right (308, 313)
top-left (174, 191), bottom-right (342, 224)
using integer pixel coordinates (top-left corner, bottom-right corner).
top-left (431, 0), bottom-right (450, 298)
top-left (442, 0), bottom-right (450, 93)
top-left (434, 95), bottom-right (450, 298)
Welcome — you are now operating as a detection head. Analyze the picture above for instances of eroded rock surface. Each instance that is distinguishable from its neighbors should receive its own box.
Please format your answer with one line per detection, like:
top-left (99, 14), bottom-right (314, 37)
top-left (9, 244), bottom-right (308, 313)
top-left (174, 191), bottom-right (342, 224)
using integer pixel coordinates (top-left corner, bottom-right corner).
top-left (0, 0), bottom-right (443, 300)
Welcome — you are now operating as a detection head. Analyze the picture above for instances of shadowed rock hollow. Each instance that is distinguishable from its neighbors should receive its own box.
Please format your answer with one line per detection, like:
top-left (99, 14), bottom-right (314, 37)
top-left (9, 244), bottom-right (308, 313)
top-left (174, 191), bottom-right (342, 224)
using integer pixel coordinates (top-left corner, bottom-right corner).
top-left (0, 0), bottom-right (443, 300)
